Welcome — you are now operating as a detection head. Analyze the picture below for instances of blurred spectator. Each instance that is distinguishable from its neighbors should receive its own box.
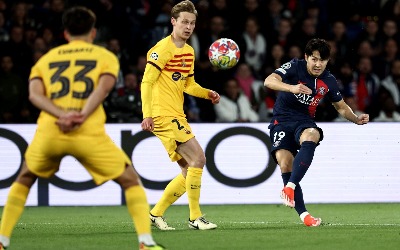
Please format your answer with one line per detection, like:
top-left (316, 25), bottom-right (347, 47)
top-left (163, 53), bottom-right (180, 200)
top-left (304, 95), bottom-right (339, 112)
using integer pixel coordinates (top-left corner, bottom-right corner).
top-left (380, 18), bottom-right (400, 47)
top-left (230, 0), bottom-right (263, 34)
top-left (373, 88), bottom-right (400, 122)
top-left (354, 19), bottom-right (382, 57)
top-left (234, 63), bottom-right (265, 112)
top-left (106, 37), bottom-right (132, 75)
top-left (352, 56), bottom-right (381, 118)
top-left (327, 20), bottom-right (351, 60)
top-left (145, 0), bottom-right (173, 49)
top-left (264, 43), bottom-right (288, 77)
top-left (240, 16), bottom-right (267, 77)
top-left (106, 72), bottom-right (142, 123)
top-left (0, 55), bottom-right (33, 123)
top-left (373, 38), bottom-right (400, 80)
top-left (292, 17), bottom-right (317, 49)
top-left (0, 25), bottom-right (32, 80)
top-left (380, 59), bottom-right (400, 108)
top-left (214, 78), bottom-right (259, 122)
top-left (267, 17), bottom-right (295, 53)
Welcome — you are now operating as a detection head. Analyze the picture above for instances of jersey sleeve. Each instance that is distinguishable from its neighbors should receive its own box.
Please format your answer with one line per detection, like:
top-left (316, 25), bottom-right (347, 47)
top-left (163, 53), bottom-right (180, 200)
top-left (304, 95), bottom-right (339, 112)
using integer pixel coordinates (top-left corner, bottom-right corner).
top-left (274, 59), bottom-right (297, 83)
top-left (100, 50), bottom-right (119, 78)
top-left (326, 77), bottom-right (343, 103)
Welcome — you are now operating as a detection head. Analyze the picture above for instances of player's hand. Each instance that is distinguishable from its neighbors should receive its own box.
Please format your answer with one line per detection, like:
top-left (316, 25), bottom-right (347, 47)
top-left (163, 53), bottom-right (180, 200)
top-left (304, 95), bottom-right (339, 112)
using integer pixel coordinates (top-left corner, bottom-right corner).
top-left (356, 114), bottom-right (369, 125)
top-left (56, 111), bottom-right (84, 133)
top-left (209, 90), bottom-right (220, 104)
top-left (290, 84), bottom-right (312, 95)
top-left (141, 117), bottom-right (154, 131)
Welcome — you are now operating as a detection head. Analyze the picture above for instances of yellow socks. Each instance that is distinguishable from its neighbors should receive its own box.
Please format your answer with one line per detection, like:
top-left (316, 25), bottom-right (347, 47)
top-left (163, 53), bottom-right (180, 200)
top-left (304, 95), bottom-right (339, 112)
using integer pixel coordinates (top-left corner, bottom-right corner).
top-left (0, 182), bottom-right (30, 239)
top-left (125, 185), bottom-right (151, 235)
top-left (186, 167), bottom-right (203, 220)
top-left (150, 173), bottom-right (186, 216)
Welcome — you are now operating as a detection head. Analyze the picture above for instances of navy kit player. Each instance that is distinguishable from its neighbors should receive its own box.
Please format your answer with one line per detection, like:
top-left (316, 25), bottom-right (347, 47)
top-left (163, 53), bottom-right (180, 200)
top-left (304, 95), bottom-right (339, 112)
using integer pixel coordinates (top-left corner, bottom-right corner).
top-left (264, 38), bottom-right (369, 226)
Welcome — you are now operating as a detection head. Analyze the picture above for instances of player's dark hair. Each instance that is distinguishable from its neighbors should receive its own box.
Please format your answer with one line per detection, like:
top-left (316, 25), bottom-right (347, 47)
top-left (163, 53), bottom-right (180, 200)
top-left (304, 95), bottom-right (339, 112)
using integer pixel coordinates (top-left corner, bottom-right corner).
top-left (304, 38), bottom-right (331, 60)
top-left (62, 6), bottom-right (96, 36)
top-left (171, 0), bottom-right (198, 19)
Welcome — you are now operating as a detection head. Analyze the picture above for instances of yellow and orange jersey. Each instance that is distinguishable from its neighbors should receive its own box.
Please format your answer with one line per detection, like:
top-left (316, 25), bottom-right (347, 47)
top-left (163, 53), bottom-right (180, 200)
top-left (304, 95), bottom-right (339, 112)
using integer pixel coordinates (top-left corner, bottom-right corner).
top-left (141, 35), bottom-right (209, 119)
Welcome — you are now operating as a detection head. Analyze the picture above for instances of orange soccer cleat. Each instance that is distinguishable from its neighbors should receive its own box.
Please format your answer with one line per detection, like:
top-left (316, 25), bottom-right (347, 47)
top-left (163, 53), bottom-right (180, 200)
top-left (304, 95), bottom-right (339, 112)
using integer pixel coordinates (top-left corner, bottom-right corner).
top-left (303, 214), bottom-right (322, 227)
top-left (280, 186), bottom-right (295, 208)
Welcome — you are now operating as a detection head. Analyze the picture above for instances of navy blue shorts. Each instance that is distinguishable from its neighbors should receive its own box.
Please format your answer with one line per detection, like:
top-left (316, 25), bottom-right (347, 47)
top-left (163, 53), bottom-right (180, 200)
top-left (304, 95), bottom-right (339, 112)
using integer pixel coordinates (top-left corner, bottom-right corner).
top-left (268, 120), bottom-right (324, 164)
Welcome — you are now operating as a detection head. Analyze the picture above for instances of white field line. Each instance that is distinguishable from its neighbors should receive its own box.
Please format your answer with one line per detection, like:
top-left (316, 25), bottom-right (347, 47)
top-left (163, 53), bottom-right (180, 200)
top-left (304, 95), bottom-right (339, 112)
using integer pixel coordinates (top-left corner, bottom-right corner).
top-left (17, 221), bottom-right (400, 227)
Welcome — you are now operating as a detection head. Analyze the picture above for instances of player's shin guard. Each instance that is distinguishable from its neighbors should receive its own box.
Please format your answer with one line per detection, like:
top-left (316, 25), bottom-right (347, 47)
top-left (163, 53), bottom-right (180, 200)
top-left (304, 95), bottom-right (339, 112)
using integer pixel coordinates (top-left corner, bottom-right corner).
top-left (0, 182), bottom-right (30, 243)
top-left (186, 167), bottom-right (203, 221)
top-left (125, 185), bottom-right (151, 235)
top-left (150, 173), bottom-right (186, 217)
top-left (289, 141), bottom-right (316, 184)
top-left (281, 173), bottom-right (306, 215)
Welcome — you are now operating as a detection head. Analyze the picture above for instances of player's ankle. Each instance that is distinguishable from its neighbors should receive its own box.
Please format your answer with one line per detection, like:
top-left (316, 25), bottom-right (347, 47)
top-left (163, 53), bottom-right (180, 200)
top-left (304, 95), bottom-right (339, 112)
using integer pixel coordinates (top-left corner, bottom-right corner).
top-left (286, 182), bottom-right (296, 190)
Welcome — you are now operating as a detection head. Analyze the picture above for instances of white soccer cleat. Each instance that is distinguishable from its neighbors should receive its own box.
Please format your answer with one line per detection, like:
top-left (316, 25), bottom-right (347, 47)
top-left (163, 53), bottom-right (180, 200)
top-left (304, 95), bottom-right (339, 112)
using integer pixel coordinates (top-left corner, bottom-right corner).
top-left (149, 213), bottom-right (175, 230)
top-left (188, 216), bottom-right (217, 230)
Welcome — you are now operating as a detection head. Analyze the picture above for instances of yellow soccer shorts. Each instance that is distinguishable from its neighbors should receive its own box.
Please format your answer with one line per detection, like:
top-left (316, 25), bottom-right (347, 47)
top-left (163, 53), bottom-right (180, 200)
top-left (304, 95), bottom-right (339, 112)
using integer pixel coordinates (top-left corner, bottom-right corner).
top-left (25, 130), bottom-right (132, 185)
top-left (152, 116), bottom-right (195, 162)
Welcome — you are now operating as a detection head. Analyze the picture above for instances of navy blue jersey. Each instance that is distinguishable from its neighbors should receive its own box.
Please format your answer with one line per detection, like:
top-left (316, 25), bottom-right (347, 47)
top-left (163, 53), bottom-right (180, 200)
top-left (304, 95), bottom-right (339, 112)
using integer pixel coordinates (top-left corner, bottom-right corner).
top-left (272, 58), bottom-right (343, 122)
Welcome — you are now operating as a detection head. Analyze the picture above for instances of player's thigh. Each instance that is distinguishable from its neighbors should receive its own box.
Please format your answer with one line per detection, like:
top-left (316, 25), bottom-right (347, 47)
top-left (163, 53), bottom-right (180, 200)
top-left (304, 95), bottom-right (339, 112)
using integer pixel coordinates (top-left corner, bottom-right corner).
top-left (153, 116), bottom-right (194, 162)
top-left (295, 121), bottom-right (324, 144)
top-left (24, 133), bottom-right (64, 178)
top-left (176, 137), bottom-right (205, 166)
top-left (72, 134), bottom-right (131, 185)
top-left (269, 123), bottom-right (298, 164)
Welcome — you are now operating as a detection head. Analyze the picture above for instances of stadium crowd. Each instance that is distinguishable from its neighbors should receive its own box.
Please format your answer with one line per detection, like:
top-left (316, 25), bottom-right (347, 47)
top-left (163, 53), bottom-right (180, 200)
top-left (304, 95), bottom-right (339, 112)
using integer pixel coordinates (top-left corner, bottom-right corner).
top-left (1, 0), bottom-right (400, 123)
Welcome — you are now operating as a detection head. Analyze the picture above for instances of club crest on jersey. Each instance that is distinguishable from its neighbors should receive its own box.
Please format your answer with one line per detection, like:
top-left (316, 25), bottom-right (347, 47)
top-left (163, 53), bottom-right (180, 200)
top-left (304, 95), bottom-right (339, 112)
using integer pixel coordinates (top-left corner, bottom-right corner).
top-left (150, 52), bottom-right (158, 60)
top-left (318, 87), bottom-right (326, 95)
top-left (172, 72), bottom-right (182, 81)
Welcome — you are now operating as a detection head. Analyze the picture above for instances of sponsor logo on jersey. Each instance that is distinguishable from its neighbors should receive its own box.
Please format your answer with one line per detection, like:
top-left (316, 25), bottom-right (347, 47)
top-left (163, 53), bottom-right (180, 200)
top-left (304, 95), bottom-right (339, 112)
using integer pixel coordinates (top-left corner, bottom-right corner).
top-left (172, 72), bottom-right (181, 81)
top-left (150, 52), bottom-right (158, 60)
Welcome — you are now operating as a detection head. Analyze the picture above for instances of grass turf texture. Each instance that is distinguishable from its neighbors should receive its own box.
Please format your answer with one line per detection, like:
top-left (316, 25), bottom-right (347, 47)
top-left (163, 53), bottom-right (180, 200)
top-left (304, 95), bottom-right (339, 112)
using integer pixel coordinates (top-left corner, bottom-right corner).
top-left (0, 203), bottom-right (399, 250)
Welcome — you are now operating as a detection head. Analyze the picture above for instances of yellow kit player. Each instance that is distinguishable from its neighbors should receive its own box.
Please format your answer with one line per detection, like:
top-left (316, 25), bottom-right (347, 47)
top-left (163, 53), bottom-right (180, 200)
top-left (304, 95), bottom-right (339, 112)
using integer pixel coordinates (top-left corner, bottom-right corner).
top-left (141, 0), bottom-right (220, 230)
top-left (0, 6), bottom-right (165, 250)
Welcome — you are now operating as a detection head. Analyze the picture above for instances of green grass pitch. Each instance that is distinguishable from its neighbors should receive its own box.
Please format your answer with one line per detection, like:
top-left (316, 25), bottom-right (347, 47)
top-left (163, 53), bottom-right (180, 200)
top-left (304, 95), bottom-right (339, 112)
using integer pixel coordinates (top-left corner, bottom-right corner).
top-left (1, 203), bottom-right (399, 249)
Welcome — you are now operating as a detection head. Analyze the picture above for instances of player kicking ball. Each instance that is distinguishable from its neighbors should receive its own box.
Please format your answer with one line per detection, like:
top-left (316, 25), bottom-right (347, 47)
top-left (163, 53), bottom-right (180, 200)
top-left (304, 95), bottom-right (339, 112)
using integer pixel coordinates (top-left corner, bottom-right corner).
top-left (264, 38), bottom-right (369, 226)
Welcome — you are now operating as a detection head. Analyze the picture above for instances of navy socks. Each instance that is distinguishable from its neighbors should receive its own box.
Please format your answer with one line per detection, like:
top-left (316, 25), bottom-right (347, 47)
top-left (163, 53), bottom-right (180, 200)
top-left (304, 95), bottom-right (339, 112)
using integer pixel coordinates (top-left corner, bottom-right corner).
top-left (282, 172), bottom-right (306, 215)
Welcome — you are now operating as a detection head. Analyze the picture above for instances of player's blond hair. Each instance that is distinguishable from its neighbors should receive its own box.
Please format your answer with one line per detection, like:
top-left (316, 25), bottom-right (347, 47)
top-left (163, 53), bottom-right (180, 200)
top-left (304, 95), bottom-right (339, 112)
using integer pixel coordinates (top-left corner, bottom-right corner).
top-left (171, 0), bottom-right (198, 19)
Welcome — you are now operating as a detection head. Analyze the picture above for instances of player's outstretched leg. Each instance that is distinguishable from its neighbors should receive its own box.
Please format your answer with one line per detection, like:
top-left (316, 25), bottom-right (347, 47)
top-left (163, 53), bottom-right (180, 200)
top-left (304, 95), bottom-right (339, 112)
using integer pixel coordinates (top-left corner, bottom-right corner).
top-left (149, 173), bottom-right (186, 230)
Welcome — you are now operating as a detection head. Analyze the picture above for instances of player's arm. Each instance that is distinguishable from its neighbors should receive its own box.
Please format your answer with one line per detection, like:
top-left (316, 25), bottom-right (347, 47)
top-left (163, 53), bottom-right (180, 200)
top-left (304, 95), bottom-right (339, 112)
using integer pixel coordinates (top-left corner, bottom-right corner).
top-left (29, 78), bottom-right (67, 118)
top-left (140, 62), bottom-right (162, 131)
top-left (264, 73), bottom-right (312, 95)
top-left (184, 76), bottom-right (220, 104)
top-left (80, 74), bottom-right (116, 121)
top-left (332, 100), bottom-right (369, 125)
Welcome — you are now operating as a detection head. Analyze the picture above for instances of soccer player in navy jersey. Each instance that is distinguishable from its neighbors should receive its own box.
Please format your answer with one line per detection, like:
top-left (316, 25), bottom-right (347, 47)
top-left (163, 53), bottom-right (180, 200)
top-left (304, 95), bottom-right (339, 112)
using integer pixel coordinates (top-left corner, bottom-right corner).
top-left (264, 38), bottom-right (369, 226)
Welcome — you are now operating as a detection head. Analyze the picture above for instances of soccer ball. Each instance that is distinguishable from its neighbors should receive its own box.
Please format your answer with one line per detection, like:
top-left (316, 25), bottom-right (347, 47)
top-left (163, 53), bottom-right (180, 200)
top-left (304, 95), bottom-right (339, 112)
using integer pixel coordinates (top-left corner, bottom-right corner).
top-left (208, 38), bottom-right (240, 70)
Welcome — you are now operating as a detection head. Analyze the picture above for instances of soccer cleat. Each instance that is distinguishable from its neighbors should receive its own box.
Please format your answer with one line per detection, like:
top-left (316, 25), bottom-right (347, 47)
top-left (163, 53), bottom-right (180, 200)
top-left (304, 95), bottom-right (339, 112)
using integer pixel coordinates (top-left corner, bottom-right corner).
top-left (280, 186), bottom-right (295, 208)
top-left (149, 213), bottom-right (175, 230)
top-left (303, 214), bottom-right (322, 227)
top-left (139, 242), bottom-right (166, 250)
top-left (188, 216), bottom-right (217, 230)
